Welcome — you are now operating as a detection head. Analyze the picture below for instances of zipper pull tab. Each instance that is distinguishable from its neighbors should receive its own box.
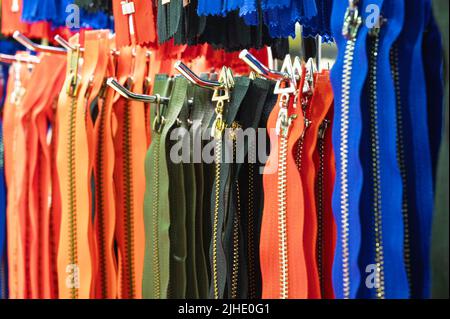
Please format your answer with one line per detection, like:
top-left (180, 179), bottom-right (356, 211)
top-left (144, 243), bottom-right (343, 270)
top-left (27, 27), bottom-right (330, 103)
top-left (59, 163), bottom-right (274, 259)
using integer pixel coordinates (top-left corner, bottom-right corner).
top-left (342, 0), bottom-right (362, 40)
top-left (318, 119), bottom-right (330, 139)
top-left (275, 94), bottom-right (298, 138)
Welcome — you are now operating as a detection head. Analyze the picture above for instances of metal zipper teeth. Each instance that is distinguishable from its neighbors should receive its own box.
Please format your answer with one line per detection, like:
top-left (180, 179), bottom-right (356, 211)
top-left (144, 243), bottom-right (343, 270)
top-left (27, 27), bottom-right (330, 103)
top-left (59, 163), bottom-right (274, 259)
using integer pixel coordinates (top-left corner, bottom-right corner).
top-left (122, 98), bottom-right (136, 299)
top-left (231, 125), bottom-right (241, 299)
top-left (390, 45), bottom-right (412, 294)
top-left (340, 0), bottom-right (364, 298)
top-left (316, 120), bottom-right (329, 296)
top-left (68, 94), bottom-right (79, 299)
top-left (212, 137), bottom-right (222, 299)
top-left (95, 99), bottom-right (108, 298)
top-left (152, 134), bottom-right (162, 298)
top-left (369, 30), bottom-right (386, 299)
top-left (247, 146), bottom-right (256, 299)
top-left (277, 133), bottom-right (289, 300)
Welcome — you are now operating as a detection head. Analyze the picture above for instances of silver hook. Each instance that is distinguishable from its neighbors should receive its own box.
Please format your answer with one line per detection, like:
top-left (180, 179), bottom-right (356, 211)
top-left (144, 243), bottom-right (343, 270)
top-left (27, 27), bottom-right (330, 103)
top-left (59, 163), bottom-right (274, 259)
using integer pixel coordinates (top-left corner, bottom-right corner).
top-left (239, 49), bottom-right (288, 81)
top-left (13, 31), bottom-right (66, 55)
top-left (107, 77), bottom-right (171, 104)
top-left (174, 61), bottom-right (222, 90)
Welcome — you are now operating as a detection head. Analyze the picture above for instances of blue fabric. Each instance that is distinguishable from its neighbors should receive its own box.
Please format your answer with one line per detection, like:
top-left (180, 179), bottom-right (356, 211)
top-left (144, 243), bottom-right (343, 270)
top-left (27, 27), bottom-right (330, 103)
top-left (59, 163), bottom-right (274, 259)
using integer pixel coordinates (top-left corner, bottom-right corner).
top-left (21, 0), bottom-right (113, 30)
top-left (0, 120), bottom-right (7, 299)
top-left (302, 0), bottom-right (333, 42)
top-left (358, 0), bottom-right (409, 299)
top-left (422, 5), bottom-right (444, 187)
top-left (197, 0), bottom-right (224, 16)
top-left (330, 0), bottom-right (371, 299)
top-left (397, 0), bottom-right (435, 299)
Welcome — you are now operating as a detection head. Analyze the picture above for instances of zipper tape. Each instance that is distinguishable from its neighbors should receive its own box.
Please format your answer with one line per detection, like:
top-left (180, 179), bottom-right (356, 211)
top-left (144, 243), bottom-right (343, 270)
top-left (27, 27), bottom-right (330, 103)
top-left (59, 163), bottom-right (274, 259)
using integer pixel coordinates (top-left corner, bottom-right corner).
top-left (422, 3), bottom-right (445, 188)
top-left (160, 77), bottom-right (190, 298)
top-left (329, 0), bottom-right (371, 299)
top-left (92, 32), bottom-right (119, 299)
top-left (142, 74), bottom-right (172, 299)
top-left (225, 78), bottom-right (271, 299)
top-left (396, 0), bottom-right (434, 298)
top-left (209, 77), bottom-right (250, 299)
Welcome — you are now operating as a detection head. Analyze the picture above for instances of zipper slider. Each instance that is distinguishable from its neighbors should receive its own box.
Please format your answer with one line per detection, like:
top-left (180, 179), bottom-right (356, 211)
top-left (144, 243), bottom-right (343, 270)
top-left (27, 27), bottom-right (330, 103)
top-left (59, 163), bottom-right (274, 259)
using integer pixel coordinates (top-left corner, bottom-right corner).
top-left (275, 94), bottom-right (297, 138)
top-left (318, 120), bottom-right (330, 139)
top-left (66, 45), bottom-right (82, 97)
top-left (342, 0), bottom-right (362, 40)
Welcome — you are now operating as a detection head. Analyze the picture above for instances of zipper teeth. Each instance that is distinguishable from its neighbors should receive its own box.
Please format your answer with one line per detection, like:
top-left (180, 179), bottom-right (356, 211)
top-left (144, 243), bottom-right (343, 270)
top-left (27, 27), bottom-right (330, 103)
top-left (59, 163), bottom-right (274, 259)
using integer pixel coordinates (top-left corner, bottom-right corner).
top-left (212, 138), bottom-right (222, 299)
top-left (152, 135), bottom-right (161, 298)
top-left (278, 135), bottom-right (289, 299)
top-left (316, 128), bottom-right (326, 295)
top-left (68, 95), bottom-right (79, 299)
top-left (231, 180), bottom-right (241, 299)
top-left (391, 45), bottom-right (412, 294)
top-left (231, 132), bottom-right (241, 299)
top-left (247, 152), bottom-right (256, 299)
top-left (95, 100), bottom-right (108, 298)
top-left (369, 32), bottom-right (385, 299)
top-left (340, 38), bottom-right (356, 300)
top-left (122, 98), bottom-right (136, 298)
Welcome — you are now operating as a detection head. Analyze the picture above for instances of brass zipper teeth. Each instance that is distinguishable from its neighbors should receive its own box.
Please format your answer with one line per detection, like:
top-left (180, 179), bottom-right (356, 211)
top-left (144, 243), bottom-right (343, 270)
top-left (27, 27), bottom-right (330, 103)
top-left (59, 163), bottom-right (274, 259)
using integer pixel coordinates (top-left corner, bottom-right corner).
top-left (369, 30), bottom-right (386, 299)
top-left (231, 127), bottom-right (241, 299)
top-left (152, 134), bottom-right (162, 298)
top-left (68, 95), bottom-right (79, 299)
top-left (122, 98), bottom-right (136, 298)
top-left (212, 138), bottom-right (222, 299)
top-left (247, 146), bottom-right (256, 299)
top-left (391, 45), bottom-right (412, 294)
top-left (95, 100), bottom-right (108, 298)
top-left (231, 180), bottom-right (241, 299)
top-left (316, 120), bottom-right (329, 295)
top-left (278, 135), bottom-right (289, 299)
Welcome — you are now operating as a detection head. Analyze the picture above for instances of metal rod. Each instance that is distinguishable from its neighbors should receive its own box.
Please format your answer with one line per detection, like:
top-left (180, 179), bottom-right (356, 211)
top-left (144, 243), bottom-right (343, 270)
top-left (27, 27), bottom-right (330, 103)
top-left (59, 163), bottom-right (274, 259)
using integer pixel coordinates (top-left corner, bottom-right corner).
top-left (0, 53), bottom-right (40, 64)
top-left (239, 49), bottom-right (288, 81)
top-left (106, 77), bottom-right (170, 104)
top-left (13, 31), bottom-right (66, 55)
top-left (174, 61), bottom-right (222, 90)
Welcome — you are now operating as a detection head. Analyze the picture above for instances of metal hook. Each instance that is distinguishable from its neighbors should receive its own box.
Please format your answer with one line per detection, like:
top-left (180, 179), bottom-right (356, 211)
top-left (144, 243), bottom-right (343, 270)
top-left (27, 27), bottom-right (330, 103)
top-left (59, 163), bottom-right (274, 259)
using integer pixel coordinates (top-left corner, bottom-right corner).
top-left (239, 49), bottom-right (288, 81)
top-left (13, 31), bottom-right (66, 55)
top-left (174, 61), bottom-right (222, 90)
top-left (0, 53), bottom-right (40, 64)
top-left (107, 77), bottom-right (171, 104)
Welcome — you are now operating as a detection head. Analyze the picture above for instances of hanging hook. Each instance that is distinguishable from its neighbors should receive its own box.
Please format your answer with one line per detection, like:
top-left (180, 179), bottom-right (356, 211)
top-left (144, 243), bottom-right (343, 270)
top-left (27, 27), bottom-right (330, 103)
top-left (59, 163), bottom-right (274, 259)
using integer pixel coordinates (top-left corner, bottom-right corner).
top-left (107, 77), bottom-right (170, 104)
top-left (13, 31), bottom-right (66, 55)
top-left (0, 53), bottom-right (40, 64)
top-left (174, 61), bottom-right (222, 90)
top-left (239, 49), bottom-right (289, 81)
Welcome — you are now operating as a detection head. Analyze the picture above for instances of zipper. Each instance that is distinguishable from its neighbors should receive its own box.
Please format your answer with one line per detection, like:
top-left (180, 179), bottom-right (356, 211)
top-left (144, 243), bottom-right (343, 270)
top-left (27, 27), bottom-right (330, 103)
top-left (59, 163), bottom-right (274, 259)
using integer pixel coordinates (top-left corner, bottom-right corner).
top-left (247, 145), bottom-right (256, 299)
top-left (95, 82), bottom-right (108, 298)
top-left (275, 94), bottom-right (297, 299)
top-left (211, 99), bottom-right (226, 300)
top-left (122, 84), bottom-right (136, 299)
top-left (67, 93), bottom-right (79, 299)
top-left (230, 122), bottom-right (241, 299)
top-left (390, 44), bottom-right (412, 294)
top-left (369, 25), bottom-right (386, 299)
top-left (340, 0), bottom-right (362, 299)
top-left (151, 101), bottom-right (165, 299)
top-left (316, 119), bottom-right (330, 295)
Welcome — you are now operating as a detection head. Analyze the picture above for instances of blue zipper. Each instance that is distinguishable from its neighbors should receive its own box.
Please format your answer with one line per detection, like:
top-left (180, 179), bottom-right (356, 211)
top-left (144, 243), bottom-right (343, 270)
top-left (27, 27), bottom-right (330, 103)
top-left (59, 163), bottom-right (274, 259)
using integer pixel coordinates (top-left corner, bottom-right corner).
top-left (395, 0), bottom-right (435, 299)
top-left (330, 0), bottom-right (372, 299)
top-left (358, 0), bottom-right (410, 299)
